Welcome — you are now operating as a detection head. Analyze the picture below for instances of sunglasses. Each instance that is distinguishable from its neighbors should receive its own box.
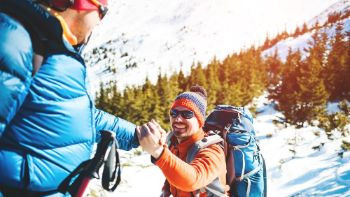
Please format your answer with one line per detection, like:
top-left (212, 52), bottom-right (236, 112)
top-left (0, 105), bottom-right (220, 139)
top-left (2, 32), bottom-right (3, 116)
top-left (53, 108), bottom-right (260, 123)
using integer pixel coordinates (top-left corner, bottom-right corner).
top-left (170, 109), bottom-right (195, 119)
top-left (90, 0), bottom-right (108, 19)
top-left (43, 0), bottom-right (108, 19)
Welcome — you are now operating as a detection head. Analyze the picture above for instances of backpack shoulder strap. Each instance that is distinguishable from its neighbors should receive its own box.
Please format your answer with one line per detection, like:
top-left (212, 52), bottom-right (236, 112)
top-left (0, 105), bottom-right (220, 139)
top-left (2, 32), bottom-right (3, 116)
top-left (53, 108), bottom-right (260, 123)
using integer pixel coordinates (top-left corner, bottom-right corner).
top-left (205, 177), bottom-right (227, 197)
top-left (187, 134), bottom-right (227, 197)
top-left (186, 134), bottom-right (223, 163)
top-left (165, 131), bottom-right (174, 147)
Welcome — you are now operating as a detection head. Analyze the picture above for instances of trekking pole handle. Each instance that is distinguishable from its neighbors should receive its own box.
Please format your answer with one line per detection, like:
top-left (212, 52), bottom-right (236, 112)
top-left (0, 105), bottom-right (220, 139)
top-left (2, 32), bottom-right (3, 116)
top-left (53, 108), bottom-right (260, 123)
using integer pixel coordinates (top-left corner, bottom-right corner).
top-left (71, 130), bottom-right (115, 197)
top-left (88, 131), bottom-right (115, 176)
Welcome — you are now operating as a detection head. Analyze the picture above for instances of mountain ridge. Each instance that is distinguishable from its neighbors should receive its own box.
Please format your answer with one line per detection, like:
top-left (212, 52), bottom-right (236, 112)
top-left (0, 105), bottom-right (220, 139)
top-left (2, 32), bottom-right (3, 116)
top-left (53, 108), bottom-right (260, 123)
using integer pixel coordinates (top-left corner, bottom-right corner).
top-left (84, 0), bottom-right (344, 91)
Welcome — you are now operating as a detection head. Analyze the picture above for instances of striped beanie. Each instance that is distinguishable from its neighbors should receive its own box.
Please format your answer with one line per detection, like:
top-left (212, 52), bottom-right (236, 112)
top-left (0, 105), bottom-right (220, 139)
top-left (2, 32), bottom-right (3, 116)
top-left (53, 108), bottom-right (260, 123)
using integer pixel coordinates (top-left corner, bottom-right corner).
top-left (171, 85), bottom-right (207, 127)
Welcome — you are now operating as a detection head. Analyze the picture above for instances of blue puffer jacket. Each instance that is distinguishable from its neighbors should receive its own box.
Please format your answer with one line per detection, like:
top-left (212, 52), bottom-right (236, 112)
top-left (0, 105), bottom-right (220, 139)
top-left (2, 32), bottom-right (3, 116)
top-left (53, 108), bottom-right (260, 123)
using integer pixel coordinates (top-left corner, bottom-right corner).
top-left (0, 0), bottom-right (139, 192)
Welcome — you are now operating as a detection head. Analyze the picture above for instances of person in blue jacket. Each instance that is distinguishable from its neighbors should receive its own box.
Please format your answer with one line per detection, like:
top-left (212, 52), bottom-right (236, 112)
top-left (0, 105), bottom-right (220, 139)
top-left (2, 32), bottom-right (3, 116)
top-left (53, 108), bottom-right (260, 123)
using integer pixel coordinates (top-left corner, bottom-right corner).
top-left (0, 0), bottom-right (139, 196)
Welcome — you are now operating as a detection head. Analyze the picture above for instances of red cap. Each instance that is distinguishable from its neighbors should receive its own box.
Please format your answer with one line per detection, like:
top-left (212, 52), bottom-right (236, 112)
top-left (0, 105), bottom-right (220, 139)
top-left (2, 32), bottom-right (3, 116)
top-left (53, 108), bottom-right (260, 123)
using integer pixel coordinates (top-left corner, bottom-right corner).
top-left (71, 0), bottom-right (108, 10)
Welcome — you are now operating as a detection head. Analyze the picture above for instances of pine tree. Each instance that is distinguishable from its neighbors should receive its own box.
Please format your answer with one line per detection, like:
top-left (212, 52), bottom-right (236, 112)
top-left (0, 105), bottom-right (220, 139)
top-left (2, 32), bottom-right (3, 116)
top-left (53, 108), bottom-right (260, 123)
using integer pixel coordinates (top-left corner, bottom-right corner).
top-left (154, 73), bottom-right (181, 130)
top-left (324, 22), bottom-right (348, 101)
top-left (345, 30), bottom-right (350, 100)
top-left (96, 82), bottom-right (113, 113)
top-left (205, 58), bottom-right (221, 111)
top-left (239, 47), bottom-right (267, 104)
top-left (266, 49), bottom-right (283, 98)
top-left (262, 34), bottom-right (270, 50)
top-left (177, 69), bottom-right (187, 91)
top-left (293, 26), bottom-right (301, 38)
top-left (301, 22), bottom-right (308, 34)
top-left (95, 82), bottom-right (106, 110)
top-left (109, 82), bottom-right (122, 116)
top-left (191, 62), bottom-right (207, 87)
top-left (271, 49), bottom-right (302, 126)
top-left (121, 86), bottom-right (143, 125)
top-left (139, 77), bottom-right (157, 124)
top-left (297, 30), bottom-right (329, 125)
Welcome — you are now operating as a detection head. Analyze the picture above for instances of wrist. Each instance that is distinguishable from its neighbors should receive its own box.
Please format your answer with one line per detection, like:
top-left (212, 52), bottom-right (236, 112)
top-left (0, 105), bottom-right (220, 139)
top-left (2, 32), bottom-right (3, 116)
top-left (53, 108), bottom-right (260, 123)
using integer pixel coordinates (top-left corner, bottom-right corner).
top-left (151, 146), bottom-right (165, 159)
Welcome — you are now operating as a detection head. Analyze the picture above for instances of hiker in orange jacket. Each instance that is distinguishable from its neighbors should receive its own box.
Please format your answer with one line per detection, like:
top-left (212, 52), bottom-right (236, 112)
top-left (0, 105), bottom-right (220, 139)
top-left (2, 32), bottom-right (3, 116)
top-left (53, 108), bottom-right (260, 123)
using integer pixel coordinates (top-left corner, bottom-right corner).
top-left (137, 85), bottom-right (228, 197)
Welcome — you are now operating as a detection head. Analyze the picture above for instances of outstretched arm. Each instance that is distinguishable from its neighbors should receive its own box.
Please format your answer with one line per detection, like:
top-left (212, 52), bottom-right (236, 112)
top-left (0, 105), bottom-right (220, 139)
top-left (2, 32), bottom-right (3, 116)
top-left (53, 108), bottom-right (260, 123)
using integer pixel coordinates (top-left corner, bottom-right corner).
top-left (94, 108), bottom-right (139, 150)
top-left (136, 121), bottom-right (225, 192)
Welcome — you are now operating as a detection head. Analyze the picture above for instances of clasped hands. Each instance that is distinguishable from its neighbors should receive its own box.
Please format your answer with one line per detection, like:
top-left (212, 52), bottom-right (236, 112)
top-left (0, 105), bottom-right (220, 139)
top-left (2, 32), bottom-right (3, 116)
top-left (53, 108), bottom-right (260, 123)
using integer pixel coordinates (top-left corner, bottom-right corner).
top-left (136, 119), bottom-right (167, 159)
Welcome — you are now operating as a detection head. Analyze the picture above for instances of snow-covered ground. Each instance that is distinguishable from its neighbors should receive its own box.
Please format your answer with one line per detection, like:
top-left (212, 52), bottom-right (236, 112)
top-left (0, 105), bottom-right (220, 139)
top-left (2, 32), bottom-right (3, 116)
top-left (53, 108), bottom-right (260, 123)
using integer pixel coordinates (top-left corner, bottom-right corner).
top-left (254, 95), bottom-right (350, 196)
top-left (86, 94), bottom-right (350, 197)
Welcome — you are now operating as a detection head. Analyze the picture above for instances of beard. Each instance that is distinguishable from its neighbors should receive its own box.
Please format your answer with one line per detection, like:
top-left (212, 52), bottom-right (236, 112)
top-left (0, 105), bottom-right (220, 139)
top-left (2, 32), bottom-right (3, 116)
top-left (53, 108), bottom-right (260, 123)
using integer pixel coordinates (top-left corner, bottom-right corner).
top-left (172, 122), bottom-right (189, 139)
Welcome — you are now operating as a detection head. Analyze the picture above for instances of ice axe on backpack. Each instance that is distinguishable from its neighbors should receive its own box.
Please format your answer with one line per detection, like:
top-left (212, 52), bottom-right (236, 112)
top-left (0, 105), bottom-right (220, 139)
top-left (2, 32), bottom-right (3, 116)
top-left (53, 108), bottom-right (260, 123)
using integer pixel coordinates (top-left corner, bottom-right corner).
top-left (58, 130), bottom-right (121, 197)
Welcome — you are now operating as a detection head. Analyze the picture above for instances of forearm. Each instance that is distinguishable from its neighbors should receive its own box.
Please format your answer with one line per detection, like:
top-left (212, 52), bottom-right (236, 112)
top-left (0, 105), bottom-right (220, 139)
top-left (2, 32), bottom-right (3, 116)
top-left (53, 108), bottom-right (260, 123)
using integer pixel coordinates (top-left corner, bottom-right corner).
top-left (94, 108), bottom-right (139, 150)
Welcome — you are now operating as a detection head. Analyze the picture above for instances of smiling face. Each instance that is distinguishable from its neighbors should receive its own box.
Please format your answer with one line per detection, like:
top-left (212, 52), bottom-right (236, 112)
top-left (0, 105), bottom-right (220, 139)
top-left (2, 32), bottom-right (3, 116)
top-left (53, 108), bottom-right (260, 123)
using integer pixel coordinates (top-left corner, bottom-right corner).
top-left (170, 106), bottom-right (200, 143)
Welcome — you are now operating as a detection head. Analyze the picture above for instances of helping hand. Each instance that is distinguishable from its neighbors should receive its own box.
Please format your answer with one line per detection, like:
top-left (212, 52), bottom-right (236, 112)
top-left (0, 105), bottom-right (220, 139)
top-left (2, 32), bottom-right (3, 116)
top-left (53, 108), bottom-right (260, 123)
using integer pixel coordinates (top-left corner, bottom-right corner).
top-left (136, 120), bottom-right (166, 159)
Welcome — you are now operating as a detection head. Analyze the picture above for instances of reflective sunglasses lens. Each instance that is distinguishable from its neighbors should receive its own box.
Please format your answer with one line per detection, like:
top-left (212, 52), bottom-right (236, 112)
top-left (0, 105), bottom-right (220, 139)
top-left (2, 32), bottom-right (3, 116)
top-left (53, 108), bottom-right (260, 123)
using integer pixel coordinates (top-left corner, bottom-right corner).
top-left (170, 109), bottom-right (194, 119)
top-left (170, 109), bottom-right (178, 118)
top-left (181, 111), bottom-right (194, 119)
top-left (99, 5), bottom-right (108, 19)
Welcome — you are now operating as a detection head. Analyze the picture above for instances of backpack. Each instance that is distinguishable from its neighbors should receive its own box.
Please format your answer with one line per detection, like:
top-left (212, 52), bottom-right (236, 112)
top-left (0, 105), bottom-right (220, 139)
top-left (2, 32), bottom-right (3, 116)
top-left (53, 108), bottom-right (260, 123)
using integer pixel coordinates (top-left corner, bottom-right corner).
top-left (199, 105), bottom-right (267, 197)
top-left (165, 105), bottom-right (267, 197)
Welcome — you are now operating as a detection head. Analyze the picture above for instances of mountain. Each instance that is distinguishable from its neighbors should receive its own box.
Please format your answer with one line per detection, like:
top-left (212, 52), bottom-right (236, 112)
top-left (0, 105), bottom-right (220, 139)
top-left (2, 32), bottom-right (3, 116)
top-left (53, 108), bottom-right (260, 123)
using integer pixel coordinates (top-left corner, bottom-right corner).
top-left (82, 2), bottom-right (350, 195)
top-left (83, 0), bottom-right (339, 91)
top-left (262, 0), bottom-right (350, 61)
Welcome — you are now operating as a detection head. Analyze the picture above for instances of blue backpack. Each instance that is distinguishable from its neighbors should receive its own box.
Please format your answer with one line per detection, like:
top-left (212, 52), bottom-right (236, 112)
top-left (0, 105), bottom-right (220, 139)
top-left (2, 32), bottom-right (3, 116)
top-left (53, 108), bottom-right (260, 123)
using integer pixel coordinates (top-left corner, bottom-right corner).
top-left (203, 105), bottom-right (267, 197)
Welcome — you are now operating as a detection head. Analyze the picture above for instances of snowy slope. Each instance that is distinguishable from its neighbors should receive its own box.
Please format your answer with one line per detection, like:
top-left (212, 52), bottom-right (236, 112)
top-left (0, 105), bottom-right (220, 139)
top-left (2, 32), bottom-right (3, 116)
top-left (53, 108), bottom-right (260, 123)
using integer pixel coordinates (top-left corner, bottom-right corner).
top-left (84, 0), bottom-right (338, 90)
top-left (85, 94), bottom-right (350, 197)
top-left (308, 0), bottom-right (350, 27)
top-left (254, 95), bottom-right (350, 196)
top-left (262, 0), bottom-right (350, 61)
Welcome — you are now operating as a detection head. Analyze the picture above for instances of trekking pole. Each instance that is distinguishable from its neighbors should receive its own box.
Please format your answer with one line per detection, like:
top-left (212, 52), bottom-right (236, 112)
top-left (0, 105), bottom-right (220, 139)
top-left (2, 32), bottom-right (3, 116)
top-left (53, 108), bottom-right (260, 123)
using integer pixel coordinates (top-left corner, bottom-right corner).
top-left (69, 130), bottom-right (116, 197)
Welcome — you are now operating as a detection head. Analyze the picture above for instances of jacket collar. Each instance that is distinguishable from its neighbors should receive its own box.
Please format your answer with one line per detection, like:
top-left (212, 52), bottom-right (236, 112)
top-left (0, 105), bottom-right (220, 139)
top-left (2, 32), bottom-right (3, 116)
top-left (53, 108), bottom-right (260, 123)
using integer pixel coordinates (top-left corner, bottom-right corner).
top-left (47, 8), bottom-right (78, 46)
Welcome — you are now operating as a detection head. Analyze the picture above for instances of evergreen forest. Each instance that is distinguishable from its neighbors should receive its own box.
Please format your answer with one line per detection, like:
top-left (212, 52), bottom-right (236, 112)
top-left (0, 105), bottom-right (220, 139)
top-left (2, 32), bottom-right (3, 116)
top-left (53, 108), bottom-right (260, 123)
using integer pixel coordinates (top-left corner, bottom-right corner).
top-left (94, 17), bottom-right (350, 137)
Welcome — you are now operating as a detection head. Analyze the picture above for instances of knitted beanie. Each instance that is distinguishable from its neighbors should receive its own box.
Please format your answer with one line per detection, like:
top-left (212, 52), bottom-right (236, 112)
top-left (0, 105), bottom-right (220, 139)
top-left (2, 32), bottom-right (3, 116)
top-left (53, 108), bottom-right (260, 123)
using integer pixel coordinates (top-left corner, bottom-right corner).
top-left (171, 85), bottom-right (207, 127)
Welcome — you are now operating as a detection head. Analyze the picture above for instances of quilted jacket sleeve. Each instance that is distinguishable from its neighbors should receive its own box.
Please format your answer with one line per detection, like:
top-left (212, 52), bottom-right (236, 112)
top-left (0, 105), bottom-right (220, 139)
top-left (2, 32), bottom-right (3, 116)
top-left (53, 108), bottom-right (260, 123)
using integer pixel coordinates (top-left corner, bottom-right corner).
top-left (94, 108), bottom-right (139, 150)
top-left (0, 13), bottom-right (33, 136)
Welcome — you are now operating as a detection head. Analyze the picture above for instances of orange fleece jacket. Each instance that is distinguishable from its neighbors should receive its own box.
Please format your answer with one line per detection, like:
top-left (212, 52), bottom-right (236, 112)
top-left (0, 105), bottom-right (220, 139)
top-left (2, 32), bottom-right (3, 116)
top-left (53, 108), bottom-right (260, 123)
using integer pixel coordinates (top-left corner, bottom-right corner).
top-left (155, 130), bottom-right (227, 197)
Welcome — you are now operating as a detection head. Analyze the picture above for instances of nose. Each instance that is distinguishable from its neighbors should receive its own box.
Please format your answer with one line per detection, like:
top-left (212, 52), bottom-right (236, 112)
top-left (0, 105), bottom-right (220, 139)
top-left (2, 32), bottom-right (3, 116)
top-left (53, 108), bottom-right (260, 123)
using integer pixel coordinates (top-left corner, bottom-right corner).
top-left (173, 114), bottom-right (184, 122)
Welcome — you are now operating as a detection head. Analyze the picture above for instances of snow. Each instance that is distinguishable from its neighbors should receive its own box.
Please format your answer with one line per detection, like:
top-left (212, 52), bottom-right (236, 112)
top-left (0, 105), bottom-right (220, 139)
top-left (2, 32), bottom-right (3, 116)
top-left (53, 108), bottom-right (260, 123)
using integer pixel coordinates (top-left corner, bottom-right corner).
top-left (85, 94), bottom-right (350, 197)
top-left (82, 1), bottom-right (350, 196)
top-left (262, 0), bottom-right (350, 61)
top-left (262, 16), bottom-right (350, 61)
top-left (308, 0), bottom-right (350, 27)
top-left (84, 0), bottom-right (339, 91)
